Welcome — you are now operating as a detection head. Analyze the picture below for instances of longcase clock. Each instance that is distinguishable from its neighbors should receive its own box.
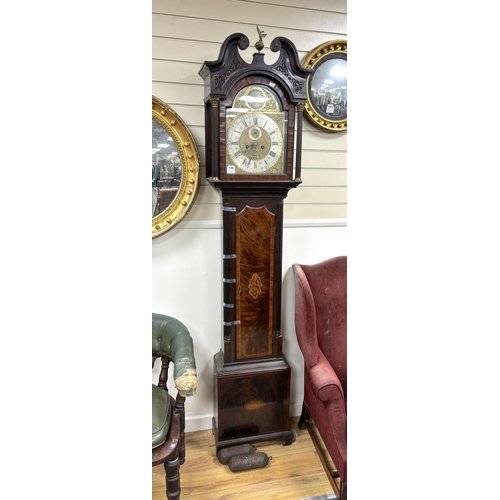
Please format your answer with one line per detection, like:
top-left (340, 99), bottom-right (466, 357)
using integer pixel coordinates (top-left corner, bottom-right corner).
top-left (199, 29), bottom-right (312, 453)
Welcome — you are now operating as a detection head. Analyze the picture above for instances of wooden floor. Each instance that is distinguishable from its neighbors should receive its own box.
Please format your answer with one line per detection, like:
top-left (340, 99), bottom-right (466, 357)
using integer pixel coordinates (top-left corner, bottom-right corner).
top-left (152, 417), bottom-right (336, 500)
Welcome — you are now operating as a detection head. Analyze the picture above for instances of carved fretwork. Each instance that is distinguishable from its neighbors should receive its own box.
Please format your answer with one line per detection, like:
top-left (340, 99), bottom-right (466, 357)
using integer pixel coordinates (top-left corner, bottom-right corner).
top-left (214, 57), bottom-right (245, 90)
top-left (275, 61), bottom-right (304, 94)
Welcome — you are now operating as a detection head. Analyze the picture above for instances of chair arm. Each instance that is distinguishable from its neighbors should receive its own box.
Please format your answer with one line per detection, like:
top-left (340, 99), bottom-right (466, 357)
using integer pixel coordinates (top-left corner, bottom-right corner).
top-left (152, 313), bottom-right (198, 397)
top-left (293, 264), bottom-right (320, 366)
top-left (309, 353), bottom-right (345, 404)
top-left (171, 326), bottom-right (197, 397)
top-left (173, 360), bottom-right (197, 397)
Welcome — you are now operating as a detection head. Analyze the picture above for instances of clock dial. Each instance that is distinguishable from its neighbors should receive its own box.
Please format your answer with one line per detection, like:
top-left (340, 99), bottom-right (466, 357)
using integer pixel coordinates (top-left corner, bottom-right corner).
top-left (227, 113), bottom-right (284, 174)
top-left (225, 84), bottom-right (286, 175)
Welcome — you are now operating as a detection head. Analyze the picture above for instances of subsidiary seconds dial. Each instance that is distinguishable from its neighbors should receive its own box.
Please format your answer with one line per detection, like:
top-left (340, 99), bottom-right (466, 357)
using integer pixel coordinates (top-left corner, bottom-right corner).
top-left (226, 113), bottom-right (284, 174)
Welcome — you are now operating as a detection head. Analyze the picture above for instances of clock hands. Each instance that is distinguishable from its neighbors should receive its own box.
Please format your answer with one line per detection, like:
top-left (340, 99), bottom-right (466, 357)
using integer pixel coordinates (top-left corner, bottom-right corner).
top-left (242, 144), bottom-right (258, 164)
top-left (227, 111), bottom-right (283, 172)
top-left (243, 139), bottom-right (267, 160)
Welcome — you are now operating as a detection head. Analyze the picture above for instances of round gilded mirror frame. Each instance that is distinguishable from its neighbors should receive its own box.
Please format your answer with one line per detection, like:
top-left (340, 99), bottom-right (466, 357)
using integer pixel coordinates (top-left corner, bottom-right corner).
top-left (152, 96), bottom-right (200, 238)
top-left (302, 40), bottom-right (347, 133)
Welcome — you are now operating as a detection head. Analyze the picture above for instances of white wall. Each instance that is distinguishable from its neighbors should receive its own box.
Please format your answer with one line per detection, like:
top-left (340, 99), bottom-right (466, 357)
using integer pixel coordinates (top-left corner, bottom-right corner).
top-left (152, 0), bottom-right (347, 432)
top-left (153, 221), bottom-right (346, 431)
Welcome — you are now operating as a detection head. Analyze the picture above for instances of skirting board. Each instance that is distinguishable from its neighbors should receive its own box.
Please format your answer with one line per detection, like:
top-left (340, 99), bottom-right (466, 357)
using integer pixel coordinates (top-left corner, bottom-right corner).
top-left (185, 401), bottom-right (304, 433)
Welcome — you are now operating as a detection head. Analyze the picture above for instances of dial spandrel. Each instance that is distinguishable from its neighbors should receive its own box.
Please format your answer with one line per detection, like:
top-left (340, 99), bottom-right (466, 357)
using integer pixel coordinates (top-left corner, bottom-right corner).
top-left (226, 84), bottom-right (286, 175)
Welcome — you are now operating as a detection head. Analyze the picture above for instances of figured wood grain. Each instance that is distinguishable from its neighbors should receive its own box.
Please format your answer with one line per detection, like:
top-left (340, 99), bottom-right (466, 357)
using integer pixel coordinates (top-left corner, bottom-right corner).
top-left (235, 206), bottom-right (275, 360)
top-left (152, 417), bottom-right (334, 500)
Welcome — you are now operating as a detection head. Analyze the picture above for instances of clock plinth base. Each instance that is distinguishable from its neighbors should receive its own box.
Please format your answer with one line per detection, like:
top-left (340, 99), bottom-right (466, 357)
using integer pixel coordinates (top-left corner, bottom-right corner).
top-left (212, 418), bottom-right (295, 454)
top-left (213, 350), bottom-right (294, 453)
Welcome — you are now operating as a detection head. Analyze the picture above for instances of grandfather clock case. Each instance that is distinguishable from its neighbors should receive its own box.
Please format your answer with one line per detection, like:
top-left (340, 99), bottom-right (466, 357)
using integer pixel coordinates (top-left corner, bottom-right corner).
top-left (199, 31), bottom-right (312, 452)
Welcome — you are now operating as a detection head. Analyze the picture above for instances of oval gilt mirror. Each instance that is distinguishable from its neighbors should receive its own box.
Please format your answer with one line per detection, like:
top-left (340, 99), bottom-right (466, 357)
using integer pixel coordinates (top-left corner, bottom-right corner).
top-left (152, 96), bottom-right (201, 238)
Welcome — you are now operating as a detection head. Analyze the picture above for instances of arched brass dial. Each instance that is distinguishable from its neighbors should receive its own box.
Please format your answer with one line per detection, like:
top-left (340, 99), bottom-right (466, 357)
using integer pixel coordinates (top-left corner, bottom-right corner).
top-left (225, 84), bottom-right (286, 175)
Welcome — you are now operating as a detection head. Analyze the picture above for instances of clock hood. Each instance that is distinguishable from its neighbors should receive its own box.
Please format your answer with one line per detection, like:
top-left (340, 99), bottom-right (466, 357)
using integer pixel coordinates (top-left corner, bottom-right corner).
top-left (199, 32), bottom-right (312, 103)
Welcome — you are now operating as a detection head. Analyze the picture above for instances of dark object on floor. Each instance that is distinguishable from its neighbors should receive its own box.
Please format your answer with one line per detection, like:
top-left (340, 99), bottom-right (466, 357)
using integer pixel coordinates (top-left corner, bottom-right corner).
top-left (300, 494), bottom-right (337, 500)
top-left (152, 313), bottom-right (198, 500)
top-left (217, 443), bottom-right (256, 464)
top-left (293, 256), bottom-right (347, 500)
top-left (228, 452), bottom-right (270, 472)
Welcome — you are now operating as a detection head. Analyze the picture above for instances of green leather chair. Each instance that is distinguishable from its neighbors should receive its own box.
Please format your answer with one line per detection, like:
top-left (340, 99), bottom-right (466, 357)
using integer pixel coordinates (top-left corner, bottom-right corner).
top-left (152, 313), bottom-right (197, 500)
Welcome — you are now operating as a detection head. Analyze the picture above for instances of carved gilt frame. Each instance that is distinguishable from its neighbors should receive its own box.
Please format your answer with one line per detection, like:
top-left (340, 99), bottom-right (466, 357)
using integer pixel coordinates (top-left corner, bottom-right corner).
top-left (152, 96), bottom-right (200, 238)
top-left (302, 40), bottom-right (347, 133)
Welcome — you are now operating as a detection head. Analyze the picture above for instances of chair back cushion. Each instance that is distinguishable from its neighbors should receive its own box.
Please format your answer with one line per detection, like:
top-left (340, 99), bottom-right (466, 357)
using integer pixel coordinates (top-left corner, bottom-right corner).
top-left (153, 314), bottom-right (191, 357)
top-left (152, 384), bottom-right (172, 449)
top-left (300, 256), bottom-right (347, 391)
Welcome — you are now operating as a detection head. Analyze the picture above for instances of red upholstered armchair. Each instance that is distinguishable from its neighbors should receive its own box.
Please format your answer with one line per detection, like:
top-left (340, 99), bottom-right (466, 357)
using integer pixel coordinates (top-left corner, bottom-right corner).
top-left (293, 256), bottom-right (347, 500)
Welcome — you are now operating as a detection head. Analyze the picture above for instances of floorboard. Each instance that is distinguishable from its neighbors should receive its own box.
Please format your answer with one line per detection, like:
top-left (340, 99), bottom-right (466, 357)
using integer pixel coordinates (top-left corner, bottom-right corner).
top-left (152, 417), bottom-right (336, 500)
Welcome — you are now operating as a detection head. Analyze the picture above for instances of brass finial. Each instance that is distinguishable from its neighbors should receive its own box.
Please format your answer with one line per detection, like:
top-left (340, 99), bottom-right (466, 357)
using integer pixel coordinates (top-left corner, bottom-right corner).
top-left (255, 25), bottom-right (266, 52)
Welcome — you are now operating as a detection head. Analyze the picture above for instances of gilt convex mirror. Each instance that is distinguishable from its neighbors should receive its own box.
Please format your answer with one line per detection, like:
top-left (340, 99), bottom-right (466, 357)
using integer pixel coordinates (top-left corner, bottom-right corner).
top-left (302, 40), bottom-right (347, 132)
top-left (152, 96), bottom-right (200, 238)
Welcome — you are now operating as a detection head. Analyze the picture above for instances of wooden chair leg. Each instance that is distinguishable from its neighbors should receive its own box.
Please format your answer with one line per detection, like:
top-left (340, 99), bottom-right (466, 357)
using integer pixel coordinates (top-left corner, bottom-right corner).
top-left (176, 398), bottom-right (186, 465)
top-left (340, 481), bottom-right (347, 500)
top-left (164, 448), bottom-right (181, 500)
